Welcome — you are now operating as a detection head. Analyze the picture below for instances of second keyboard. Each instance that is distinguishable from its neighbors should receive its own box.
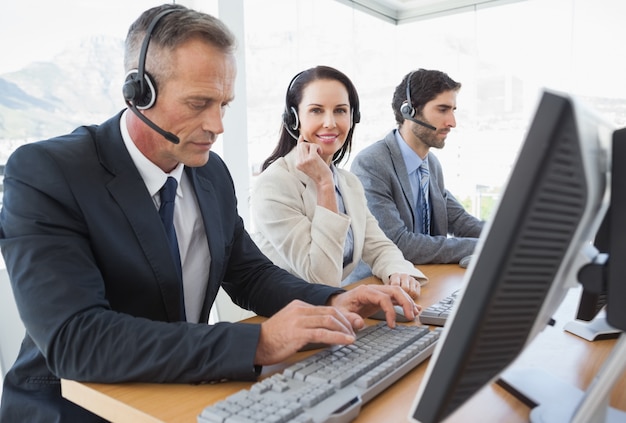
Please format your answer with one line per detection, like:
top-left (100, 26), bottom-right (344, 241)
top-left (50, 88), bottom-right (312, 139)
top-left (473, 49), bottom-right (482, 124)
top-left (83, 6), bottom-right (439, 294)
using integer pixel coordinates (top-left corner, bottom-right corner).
top-left (419, 289), bottom-right (460, 326)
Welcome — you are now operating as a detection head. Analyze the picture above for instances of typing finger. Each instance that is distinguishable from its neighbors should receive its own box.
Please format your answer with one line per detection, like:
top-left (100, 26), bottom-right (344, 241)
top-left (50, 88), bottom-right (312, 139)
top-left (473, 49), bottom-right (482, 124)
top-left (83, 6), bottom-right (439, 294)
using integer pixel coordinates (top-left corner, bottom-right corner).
top-left (329, 284), bottom-right (413, 328)
top-left (255, 300), bottom-right (356, 366)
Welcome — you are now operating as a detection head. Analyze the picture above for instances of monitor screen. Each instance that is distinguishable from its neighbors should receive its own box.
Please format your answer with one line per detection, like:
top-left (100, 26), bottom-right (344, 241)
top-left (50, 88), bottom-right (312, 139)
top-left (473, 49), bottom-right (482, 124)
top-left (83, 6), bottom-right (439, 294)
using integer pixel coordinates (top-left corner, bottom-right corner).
top-left (409, 89), bottom-right (615, 423)
top-left (606, 127), bottom-right (626, 331)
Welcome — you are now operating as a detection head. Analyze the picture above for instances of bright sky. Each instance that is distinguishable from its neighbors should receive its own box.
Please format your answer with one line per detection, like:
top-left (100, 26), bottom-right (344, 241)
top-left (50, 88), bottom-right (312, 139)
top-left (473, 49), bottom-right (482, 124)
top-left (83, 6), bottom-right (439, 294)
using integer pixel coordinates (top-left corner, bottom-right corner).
top-left (0, 0), bottom-right (190, 74)
top-left (3, 0), bottom-right (626, 100)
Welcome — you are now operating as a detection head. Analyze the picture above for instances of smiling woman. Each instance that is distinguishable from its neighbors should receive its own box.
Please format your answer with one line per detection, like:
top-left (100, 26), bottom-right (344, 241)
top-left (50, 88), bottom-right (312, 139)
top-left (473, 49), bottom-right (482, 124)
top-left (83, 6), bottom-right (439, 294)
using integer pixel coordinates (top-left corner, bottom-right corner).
top-left (296, 79), bottom-right (352, 164)
top-left (250, 65), bottom-right (427, 297)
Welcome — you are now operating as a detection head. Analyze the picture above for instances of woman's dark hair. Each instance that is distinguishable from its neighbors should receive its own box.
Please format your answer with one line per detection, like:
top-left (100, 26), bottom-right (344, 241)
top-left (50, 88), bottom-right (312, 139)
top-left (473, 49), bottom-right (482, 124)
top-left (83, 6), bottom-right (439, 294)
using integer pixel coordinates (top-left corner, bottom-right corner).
top-left (261, 66), bottom-right (361, 171)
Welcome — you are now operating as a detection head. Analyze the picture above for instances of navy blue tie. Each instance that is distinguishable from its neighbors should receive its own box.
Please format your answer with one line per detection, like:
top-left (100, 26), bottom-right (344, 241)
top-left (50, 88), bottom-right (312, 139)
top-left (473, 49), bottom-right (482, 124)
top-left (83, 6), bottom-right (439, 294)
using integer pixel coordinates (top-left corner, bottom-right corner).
top-left (418, 161), bottom-right (431, 235)
top-left (159, 177), bottom-right (185, 320)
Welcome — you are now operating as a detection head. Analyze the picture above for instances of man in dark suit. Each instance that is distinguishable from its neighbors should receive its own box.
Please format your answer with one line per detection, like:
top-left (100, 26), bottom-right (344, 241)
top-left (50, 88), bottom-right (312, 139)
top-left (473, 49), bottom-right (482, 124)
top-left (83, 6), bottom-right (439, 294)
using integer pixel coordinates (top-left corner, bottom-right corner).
top-left (0, 5), bottom-right (417, 421)
top-left (351, 69), bottom-right (484, 266)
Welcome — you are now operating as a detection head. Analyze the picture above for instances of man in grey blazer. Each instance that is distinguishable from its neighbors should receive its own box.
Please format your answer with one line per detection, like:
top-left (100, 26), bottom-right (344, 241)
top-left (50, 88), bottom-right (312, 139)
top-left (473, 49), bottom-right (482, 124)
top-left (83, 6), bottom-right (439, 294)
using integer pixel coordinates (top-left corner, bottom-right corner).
top-left (351, 69), bottom-right (484, 265)
top-left (0, 6), bottom-right (417, 422)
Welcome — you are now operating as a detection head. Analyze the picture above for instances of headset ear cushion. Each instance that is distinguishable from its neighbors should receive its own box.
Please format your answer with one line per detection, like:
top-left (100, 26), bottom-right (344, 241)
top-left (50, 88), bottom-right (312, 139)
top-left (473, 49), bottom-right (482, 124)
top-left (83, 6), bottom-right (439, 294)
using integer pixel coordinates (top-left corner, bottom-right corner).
top-left (123, 70), bottom-right (141, 104)
top-left (123, 70), bottom-right (157, 110)
top-left (400, 101), bottom-right (414, 118)
top-left (290, 107), bottom-right (300, 130)
top-left (282, 106), bottom-right (299, 131)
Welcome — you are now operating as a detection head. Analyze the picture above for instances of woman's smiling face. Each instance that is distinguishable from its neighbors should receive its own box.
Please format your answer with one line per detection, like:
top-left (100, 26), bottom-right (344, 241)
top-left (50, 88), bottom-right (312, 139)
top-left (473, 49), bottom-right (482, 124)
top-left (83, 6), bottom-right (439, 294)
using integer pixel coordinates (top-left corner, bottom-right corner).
top-left (297, 79), bottom-right (351, 165)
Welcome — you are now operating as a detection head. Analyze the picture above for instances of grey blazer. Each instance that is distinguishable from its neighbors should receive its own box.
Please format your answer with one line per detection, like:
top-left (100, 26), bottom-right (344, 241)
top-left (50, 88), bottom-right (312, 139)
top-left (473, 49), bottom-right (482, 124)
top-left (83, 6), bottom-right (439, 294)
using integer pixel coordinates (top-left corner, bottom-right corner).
top-left (351, 130), bottom-right (484, 264)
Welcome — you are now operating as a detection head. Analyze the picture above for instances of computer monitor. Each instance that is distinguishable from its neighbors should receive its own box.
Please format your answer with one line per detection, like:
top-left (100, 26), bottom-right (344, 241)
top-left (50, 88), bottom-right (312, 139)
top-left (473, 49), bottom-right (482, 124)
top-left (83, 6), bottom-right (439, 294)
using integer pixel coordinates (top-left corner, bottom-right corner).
top-left (562, 209), bottom-right (620, 341)
top-left (606, 127), bottom-right (626, 331)
top-left (410, 89), bottom-right (625, 423)
top-left (565, 127), bottom-right (626, 340)
top-left (579, 208), bottom-right (610, 321)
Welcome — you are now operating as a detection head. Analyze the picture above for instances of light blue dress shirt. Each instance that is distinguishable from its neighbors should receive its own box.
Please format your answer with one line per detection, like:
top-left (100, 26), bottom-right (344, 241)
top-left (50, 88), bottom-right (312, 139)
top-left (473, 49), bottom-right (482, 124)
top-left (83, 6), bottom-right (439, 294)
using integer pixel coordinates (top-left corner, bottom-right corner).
top-left (394, 130), bottom-right (429, 234)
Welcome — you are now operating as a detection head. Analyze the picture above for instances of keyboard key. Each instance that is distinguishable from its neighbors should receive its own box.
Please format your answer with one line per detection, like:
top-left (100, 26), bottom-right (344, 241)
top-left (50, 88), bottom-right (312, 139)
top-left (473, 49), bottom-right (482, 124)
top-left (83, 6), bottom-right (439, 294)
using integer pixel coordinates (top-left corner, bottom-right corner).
top-left (420, 290), bottom-right (460, 326)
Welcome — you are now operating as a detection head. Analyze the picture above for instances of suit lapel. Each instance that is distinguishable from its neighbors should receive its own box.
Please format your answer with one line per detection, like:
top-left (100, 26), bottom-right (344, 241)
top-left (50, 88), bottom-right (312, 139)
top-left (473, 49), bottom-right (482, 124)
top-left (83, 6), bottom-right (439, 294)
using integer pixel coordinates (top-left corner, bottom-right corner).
top-left (95, 114), bottom-right (186, 322)
top-left (384, 133), bottom-right (418, 231)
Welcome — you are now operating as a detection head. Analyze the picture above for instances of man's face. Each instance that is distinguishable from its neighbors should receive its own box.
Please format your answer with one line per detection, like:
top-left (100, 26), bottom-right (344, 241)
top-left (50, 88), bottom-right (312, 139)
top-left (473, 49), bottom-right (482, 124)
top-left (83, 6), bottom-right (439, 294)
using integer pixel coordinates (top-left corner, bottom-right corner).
top-left (409, 90), bottom-right (457, 151)
top-left (139, 38), bottom-right (237, 172)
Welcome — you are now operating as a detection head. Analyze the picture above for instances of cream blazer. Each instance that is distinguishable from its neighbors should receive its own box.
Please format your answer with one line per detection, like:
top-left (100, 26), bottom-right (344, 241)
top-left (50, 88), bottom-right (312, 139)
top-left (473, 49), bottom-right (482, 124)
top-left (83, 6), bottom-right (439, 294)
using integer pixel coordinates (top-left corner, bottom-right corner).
top-left (250, 149), bottom-right (426, 287)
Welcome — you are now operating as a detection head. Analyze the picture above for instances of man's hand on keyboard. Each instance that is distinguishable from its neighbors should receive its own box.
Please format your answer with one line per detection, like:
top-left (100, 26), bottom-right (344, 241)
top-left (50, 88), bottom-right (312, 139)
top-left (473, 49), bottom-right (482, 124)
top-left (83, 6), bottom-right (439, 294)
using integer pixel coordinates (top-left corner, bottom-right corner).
top-left (329, 285), bottom-right (421, 329)
top-left (253, 286), bottom-right (419, 366)
top-left (254, 299), bottom-right (358, 365)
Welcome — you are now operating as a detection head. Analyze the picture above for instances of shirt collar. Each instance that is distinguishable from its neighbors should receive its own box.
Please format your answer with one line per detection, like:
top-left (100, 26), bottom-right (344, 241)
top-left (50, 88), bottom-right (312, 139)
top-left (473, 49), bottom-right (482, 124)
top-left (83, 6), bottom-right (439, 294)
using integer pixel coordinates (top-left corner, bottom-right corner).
top-left (119, 110), bottom-right (184, 198)
top-left (394, 129), bottom-right (427, 174)
top-left (330, 164), bottom-right (340, 189)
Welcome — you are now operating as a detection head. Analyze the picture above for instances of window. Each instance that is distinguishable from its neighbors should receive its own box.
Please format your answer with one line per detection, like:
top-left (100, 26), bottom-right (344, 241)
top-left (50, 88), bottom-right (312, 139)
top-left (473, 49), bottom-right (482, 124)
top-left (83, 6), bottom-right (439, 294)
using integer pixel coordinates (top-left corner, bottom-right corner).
top-left (1, 0), bottom-right (625, 223)
top-left (243, 0), bottom-right (626, 222)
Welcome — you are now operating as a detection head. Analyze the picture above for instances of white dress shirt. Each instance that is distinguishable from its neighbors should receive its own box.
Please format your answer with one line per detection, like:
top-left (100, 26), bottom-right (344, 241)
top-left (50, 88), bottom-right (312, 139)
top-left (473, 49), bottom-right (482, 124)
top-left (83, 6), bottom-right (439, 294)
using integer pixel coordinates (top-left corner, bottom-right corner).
top-left (120, 111), bottom-right (211, 323)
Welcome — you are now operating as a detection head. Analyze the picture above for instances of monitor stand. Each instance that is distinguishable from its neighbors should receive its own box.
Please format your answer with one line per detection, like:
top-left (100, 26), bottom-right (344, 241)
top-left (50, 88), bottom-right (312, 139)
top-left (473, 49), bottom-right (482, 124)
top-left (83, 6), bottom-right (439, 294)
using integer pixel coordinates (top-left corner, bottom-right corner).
top-left (497, 332), bottom-right (626, 423)
top-left (564, 312), bottom-right (621, 341)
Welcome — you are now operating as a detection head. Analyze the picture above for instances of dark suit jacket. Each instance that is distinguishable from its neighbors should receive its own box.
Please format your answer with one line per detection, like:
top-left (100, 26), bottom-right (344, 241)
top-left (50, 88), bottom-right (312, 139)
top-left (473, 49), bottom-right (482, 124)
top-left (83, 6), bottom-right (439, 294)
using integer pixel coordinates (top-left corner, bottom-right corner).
top-left (0, 112), bottom-right (341, 422)
top-left (351, 130), bottom-right (484, 264)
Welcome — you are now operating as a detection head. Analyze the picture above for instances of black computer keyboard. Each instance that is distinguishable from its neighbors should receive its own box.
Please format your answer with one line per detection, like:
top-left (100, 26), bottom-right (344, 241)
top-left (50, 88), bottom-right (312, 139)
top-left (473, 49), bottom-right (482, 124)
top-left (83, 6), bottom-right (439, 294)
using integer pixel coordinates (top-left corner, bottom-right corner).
top-left (419, 290), bottom-right (460, 326)
top-left (197, 322), bottom-right (442, 423)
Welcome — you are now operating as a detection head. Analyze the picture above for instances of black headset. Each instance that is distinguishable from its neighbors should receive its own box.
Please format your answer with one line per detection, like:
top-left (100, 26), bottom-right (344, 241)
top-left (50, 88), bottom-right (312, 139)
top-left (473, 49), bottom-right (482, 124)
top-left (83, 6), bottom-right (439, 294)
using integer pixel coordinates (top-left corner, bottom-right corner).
top-left (399, 70), bottom-right (436, 131)
top-left (281, 71), bottom-right (305, 136)
top-left (122, 8), bottom-right (175, 109)
top-left (122, 8), bottom-right (180, 143)
top-left (400, 71), bottom-right (416, 119)
top-left (281, 70), bottom-right (361, 140)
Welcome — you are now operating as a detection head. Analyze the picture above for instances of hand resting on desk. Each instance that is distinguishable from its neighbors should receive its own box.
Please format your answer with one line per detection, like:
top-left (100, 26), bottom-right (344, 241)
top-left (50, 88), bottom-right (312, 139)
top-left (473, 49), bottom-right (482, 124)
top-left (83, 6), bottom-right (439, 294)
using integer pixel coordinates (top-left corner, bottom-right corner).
top-left (254, 284), bottom-right (420, 365)
top-left (387, 272), bottom-right (421, 300)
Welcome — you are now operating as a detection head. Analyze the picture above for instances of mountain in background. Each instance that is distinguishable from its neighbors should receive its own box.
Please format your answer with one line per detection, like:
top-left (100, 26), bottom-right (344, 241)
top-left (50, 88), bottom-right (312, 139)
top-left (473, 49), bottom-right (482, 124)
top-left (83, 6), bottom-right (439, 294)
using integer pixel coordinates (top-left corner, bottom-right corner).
top-left (0, 35), bottom-right (126, 161)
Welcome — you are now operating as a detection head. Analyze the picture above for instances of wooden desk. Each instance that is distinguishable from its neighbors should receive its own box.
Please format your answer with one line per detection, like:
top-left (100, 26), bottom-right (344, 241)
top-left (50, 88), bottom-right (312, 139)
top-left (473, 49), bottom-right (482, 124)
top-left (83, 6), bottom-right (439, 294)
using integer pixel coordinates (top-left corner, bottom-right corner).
top-left (61, 264), bottom-right (626, 422)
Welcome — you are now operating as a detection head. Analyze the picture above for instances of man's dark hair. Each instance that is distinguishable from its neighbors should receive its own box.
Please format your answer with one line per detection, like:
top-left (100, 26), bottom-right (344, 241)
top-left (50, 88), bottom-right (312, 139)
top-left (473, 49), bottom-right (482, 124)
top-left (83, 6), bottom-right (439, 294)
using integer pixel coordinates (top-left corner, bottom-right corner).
top-left (392, 69), bottom-right (461, 127)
